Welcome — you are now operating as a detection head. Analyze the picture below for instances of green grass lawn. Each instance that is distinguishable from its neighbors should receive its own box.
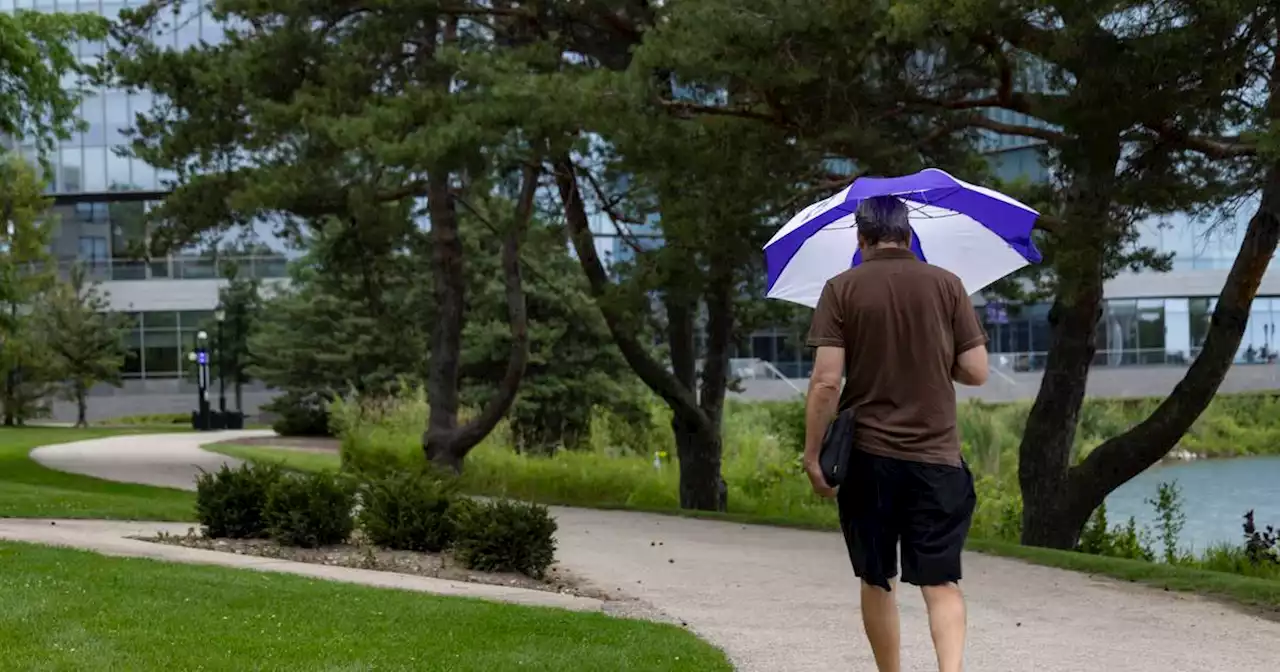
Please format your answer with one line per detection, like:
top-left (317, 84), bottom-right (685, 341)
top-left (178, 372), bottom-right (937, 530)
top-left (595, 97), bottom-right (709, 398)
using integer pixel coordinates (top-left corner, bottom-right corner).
top-left (211, 442), bottom-right (1280, 617)
top-left (0, 427), bottom-right (196, 520)
top-left (0, 541), bottom-right (729, 671)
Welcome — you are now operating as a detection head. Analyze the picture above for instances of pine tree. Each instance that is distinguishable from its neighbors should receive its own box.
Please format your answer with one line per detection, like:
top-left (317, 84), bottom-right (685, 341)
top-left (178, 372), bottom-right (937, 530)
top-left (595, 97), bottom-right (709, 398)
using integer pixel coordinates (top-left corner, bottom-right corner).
top-left (36, 265), bottom-right (132, 427)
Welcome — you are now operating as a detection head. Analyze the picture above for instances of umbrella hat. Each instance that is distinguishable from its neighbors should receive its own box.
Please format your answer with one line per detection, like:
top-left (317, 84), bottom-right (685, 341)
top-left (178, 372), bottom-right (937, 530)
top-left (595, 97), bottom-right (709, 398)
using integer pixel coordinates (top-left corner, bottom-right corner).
top-left (764, 168), bottom-right (1042, 308)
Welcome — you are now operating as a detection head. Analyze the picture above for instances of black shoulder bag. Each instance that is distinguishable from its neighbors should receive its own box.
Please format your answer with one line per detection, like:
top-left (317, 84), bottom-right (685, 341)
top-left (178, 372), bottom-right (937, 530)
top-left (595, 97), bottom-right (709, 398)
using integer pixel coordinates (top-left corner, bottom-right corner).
top-left (819, 408), bottom-right (856, 488)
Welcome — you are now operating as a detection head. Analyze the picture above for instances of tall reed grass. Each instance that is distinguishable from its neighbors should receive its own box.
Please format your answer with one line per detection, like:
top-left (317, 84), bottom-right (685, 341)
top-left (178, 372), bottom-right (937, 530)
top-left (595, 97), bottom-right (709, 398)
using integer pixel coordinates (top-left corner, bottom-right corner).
top-left (329, 389), bottom-right (1280, 544)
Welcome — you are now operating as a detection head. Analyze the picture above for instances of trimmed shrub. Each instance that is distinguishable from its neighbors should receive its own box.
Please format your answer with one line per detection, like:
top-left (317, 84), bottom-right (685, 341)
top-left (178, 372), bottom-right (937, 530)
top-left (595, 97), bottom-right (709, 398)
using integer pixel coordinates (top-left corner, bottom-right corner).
top-left (359, 471), bottom-right (457, 552)
top-left (450, 498), bottom-right (558, 579)
top-left (264, 391), bottom-right (333, 437)
top-left (195, 462), bottom-right (282, 539)
top-left (264, 472), bottom-right (356, 548)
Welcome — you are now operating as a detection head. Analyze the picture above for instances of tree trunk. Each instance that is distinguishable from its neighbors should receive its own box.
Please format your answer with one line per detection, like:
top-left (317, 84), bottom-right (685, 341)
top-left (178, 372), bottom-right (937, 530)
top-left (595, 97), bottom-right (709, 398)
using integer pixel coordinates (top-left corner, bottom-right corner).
top-left (3, 369), bottom-right (14, 426)
top-left (663, 282), bottom-right (728, 511)
top-left (234, 380), bottom-right (243, 413)
top-left (673, 412), bottom-right (726, 510)
top-left (1018, 287), bottom-right (1104, 548)
top-left (556, 156), bottom-right (725, 510)
top-left (422, 171), bottom-right (465, 465)
top-left (691, 250), bottom-right (736, 512)
top-left (422, 165), bottom-right (535, 470)
top-left (75, 383), bottom-right (88, 428)
top-left (1018, 135), bottom-right (1119, 549)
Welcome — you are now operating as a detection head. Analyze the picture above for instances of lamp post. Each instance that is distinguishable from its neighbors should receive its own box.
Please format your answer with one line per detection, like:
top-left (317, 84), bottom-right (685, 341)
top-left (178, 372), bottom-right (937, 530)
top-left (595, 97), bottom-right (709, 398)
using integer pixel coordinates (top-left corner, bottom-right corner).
top-left (214, 307), bottom-right (226, 416)
top-left (195, 330), bottom-right (210, 430)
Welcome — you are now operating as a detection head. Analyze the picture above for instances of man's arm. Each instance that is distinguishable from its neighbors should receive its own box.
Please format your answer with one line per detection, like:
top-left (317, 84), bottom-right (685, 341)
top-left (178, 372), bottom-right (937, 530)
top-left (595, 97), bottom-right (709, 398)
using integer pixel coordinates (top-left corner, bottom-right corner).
top-left (953, 345), bottom-right (989, 386)
top-left (804, 345), bottom-right (845, 471)
top-left (803, 282), bottom-right (844, 497)
top-left (952, 282), bottom-right (990, 386)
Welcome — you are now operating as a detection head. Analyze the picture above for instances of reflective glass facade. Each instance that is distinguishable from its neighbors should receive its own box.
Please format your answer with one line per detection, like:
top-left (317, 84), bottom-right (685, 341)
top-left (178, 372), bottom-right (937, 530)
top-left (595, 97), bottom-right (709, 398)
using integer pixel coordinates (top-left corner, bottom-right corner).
top-left (121, 310), bottom-right (217, 379)
top-left (2, 0), bottom-right (225, 193)
top-left (2, 1), bottom-right (288, 380)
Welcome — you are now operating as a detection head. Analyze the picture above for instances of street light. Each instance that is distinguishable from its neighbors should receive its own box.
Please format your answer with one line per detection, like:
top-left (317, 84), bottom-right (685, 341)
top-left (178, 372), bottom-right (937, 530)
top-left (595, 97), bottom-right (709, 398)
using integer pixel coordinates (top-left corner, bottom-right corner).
top-left (214, 307), bottom-right (227, 416)
top-left (193, 331), bottom-right (210, 430)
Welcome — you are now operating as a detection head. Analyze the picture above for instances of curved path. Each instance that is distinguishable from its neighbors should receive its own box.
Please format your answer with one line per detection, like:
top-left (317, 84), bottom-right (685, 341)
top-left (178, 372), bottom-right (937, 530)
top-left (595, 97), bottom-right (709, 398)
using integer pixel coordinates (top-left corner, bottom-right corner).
top-left (26, 433), bottom-right (1280, 672)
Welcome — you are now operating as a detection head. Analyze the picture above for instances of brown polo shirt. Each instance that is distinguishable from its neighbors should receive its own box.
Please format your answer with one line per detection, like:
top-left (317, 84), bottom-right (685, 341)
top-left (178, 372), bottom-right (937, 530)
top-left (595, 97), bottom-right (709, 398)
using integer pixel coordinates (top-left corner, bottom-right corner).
top-left (806, 247), bottom-right (988, 467)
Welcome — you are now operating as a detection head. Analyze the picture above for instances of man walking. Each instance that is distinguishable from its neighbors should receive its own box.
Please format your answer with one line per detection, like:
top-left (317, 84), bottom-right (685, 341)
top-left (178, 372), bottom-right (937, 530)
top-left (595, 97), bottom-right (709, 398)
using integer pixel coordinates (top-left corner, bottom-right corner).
top-left (802, 195), bottom-right (989, 672)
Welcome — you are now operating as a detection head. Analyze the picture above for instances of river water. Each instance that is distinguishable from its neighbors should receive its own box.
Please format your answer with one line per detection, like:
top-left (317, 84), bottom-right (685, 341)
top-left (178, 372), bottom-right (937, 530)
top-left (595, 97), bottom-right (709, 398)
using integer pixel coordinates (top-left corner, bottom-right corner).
top-left (1105, 456), bottom-right (1280, 553)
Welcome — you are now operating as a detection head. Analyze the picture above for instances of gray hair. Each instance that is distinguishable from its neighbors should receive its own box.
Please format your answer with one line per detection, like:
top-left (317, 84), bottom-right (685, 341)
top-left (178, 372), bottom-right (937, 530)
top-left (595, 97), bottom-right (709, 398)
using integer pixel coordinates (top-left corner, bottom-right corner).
top-left (855, 196), bottom-right (911, 246)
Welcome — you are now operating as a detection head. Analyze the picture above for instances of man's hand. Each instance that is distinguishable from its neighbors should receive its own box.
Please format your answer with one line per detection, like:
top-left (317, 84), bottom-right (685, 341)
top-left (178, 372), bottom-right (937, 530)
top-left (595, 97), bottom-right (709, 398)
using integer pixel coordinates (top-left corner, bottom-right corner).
top-left (805, 459), bottom-right (837, 499)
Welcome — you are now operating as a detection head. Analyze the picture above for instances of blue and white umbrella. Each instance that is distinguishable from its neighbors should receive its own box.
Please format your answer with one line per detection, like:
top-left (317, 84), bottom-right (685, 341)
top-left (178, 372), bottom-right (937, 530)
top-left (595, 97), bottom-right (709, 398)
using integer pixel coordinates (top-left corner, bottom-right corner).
top-left (764, 168), bottom-right (1042, 307)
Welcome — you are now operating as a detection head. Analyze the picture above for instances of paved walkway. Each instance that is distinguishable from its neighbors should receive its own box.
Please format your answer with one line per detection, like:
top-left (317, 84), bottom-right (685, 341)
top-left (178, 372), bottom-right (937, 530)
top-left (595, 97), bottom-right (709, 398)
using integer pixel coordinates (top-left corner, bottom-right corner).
top-left (24, 432), bottom-right (1280, 672)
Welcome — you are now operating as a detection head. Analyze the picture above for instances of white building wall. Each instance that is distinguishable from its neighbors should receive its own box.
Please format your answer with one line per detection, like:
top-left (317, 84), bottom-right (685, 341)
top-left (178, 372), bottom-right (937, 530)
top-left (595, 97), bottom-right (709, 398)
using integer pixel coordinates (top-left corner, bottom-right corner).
top-left (101, 278), bottom-right (290, 312)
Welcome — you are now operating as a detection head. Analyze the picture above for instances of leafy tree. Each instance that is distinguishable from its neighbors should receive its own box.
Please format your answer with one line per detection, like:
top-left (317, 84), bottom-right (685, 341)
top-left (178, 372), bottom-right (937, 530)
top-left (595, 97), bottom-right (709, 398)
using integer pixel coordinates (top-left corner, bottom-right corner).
top-left (36, 265), bottom-right (132, 427)
top-left (1, 10), bottom-right (107, 159)
top-left (110, 0), bottom-right (534, 469)
top-left (628, 0), bottom-right (1280, 541)
top-left (512, 0), bottom-right (976, 509)
top-left (3, 8), bottom-right (111, 424)
top-left (887, 0), bottom-right (1280, 548)
top-left (249, 215), bottom-right (432, 435)
top-left (0, 153), bottom-right (59, 425)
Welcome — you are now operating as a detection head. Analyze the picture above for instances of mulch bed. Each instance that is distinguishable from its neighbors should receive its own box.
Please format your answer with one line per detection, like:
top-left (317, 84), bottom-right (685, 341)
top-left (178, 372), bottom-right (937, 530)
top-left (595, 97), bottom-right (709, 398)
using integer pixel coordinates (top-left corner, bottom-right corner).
top-left (136, 530), bottom-right (609, 600)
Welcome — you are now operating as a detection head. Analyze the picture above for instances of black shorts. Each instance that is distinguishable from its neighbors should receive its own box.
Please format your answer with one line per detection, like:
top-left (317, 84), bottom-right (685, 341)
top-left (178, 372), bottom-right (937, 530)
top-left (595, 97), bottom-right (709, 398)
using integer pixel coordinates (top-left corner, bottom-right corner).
top-left (836, 449), bottom-right (976, 591)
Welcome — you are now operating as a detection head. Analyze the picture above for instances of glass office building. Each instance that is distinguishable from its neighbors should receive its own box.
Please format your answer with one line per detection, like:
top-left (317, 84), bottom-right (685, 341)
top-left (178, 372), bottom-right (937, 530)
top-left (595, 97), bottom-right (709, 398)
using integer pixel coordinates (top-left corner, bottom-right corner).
top-left (2, 0), bottom-right (290, 382)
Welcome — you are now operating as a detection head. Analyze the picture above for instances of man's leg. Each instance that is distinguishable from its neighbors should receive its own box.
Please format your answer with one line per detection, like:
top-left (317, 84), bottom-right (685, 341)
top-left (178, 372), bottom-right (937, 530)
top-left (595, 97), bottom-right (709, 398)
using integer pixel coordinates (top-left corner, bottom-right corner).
top-left (861, 579), bottom-right (901, 672)
top-left (899, 460), bottom-right (977, 672)
top-left (921, 582), bottom-right (966, 672)
top-left (837, 451), bottom-right (902, 672)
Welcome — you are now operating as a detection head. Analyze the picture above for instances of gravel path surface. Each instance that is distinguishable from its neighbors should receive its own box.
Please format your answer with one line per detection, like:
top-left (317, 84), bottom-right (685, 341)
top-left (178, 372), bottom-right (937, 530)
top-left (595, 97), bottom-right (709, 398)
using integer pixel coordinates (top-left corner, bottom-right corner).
top-left (29, 432), bottom-right (1280, 671)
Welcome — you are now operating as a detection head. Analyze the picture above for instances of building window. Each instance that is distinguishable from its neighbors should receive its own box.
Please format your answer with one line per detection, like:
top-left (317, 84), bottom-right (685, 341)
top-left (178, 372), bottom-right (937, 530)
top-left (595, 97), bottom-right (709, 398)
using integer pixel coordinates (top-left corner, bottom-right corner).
top-left (1136, 299), bottom-right (1166, 364)
top-left (122, 328), bottom-right (142, 378)
top-left (1189, 297), bottom-right (1212, 354)
top-left (78, 236), bottom-right (109, 270)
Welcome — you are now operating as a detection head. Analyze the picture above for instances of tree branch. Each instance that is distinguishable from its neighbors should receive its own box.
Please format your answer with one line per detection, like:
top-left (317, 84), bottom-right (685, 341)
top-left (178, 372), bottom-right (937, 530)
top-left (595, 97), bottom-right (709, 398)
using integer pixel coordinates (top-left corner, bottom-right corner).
top-left (1143, 121), bottom-right (1257, 160)
top-left (957, 115), bottom-right (1067, 144)
top-left (553, 155), bottom-right (705, 420)
top-left (451, 163), bottom-right (536, 451)
top-left (580, 168), bottom-right (650, 255)
top-left (660, 99), bottom-right (790, 126)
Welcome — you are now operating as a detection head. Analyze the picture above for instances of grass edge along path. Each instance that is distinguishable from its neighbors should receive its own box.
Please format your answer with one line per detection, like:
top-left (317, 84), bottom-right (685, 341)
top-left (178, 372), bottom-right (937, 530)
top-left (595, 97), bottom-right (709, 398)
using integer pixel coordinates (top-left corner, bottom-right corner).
top-left (0, 540), bottom-right (730, 671)
top-left (0, 427), bottom-right (196, 521)
top-left (210, 442), bottom-right (1280, 619)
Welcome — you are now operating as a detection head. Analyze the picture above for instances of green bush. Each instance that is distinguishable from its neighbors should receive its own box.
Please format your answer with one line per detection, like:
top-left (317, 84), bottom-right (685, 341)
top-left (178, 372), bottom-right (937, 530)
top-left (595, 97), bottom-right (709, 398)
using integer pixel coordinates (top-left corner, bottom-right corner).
top-left (358, 471), bottom-right (457, 552)
top-left (761, 399), bottom-right (806, 453)
top-left (449, 498), bottom-right (558, 579)
top-left (1147, 481), bottom-right (1187, 563)
top-left (264, 472), bottom-right (356, 548)
top-left (1078, 502), bottom-right (1154, 562)
top-left (264, 390), bottom-right (333, 437)
top-left (194, 462), bottom-right (282, 539)
top-left (969, 472), bottom-right (1022, 542)
top-left (331, 391), bottom-right (435, 476)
